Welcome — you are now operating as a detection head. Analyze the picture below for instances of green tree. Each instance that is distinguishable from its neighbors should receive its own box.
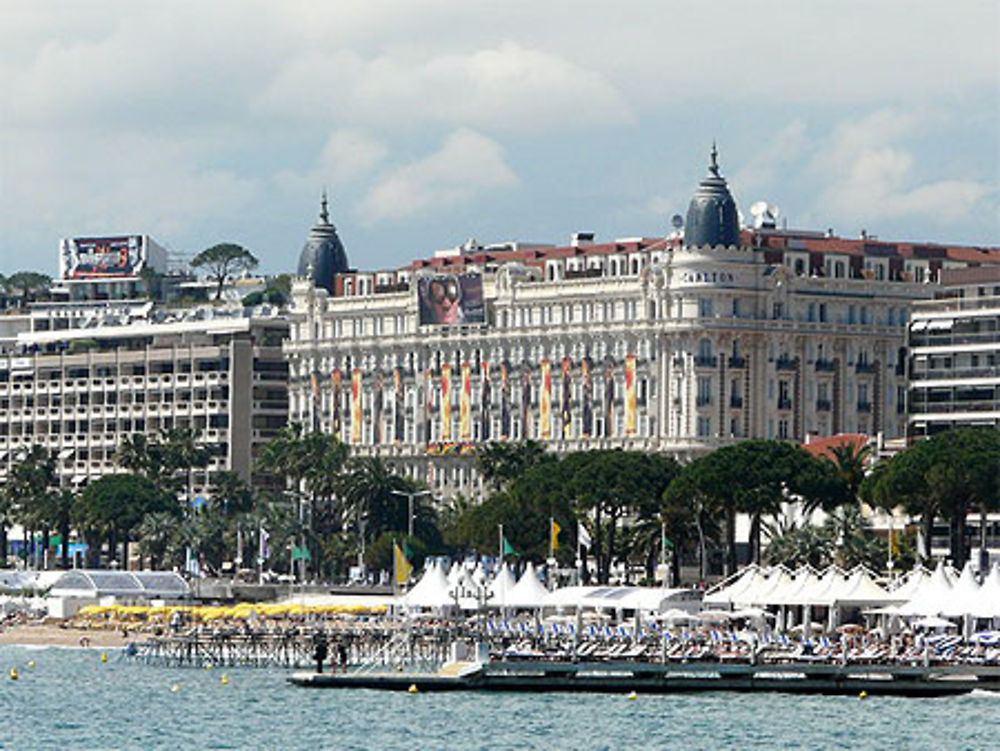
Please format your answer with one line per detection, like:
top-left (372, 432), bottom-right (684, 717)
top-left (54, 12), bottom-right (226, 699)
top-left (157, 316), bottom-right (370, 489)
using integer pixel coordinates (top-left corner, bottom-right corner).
top-left (5, 271), bottom-right (51, 302)
top-left (868, 427), bottom-right (1000, 566)
top-left (75, 474), bottom-right (174, 567)
top-left (191, 243), bottom-right (259, 300)
top-left (476, 440), bottom-right (551, 492)
top-left (7, 446), bottom-right (57, 568)
top-left (339, 456), bottom-right (439, 549)
top-left (137, 511), bottom-right (178, 569)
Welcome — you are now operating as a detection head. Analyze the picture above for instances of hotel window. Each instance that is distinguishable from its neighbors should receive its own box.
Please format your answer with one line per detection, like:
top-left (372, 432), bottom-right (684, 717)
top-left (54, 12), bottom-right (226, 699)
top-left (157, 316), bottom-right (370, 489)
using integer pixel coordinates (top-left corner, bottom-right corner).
top-left (698, 298), bottom-right (713, 318)
top-left (696, 416), bottom-right (711, 437)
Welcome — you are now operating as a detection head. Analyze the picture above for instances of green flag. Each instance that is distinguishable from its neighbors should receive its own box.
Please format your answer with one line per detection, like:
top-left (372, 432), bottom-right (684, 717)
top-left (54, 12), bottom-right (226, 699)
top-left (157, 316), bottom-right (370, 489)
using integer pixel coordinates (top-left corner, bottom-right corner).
top-left (502, 536), bottom-right (517, 557)
top-left (292, 545), bottom-right (312, 562)
top-left (662, 533), bottom-right (674, 549)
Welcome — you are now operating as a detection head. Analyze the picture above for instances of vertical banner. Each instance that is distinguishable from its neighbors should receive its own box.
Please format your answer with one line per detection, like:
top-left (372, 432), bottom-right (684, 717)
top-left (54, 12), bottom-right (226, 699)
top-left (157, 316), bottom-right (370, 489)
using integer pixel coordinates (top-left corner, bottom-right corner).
top-left (441, 363), bottom-right (452, 441)
top-left (582, 358), bottom-right (593, 438)
top-left (393, 367), bottom-right (405, 443)
top-left (373, 371), bottom-right (384, 444)
top-left (424, 367), bottom-right (433, 443)
top-left (310, 371), bottom-right (321, 432)
top-left (625, 355), bottom-right (638, 436)
top-left (603, 357), bottom-right (615, 438)
top-left (561, 357), bottom-right (572, 439)
top-left (539, 359), bottom-right (552, 440)
top-left (460, 362), bottom-right (472, 441)
top-left (331, 369), bottom-right (343, 440)
top-left (520, 364), bottom-right (532, 439)
top-left (500, 361), bottom-right (511, 440)
top-left (480, 361), bottom-right (492, 442)
top-left (350, 369), bottom-right (363, 444)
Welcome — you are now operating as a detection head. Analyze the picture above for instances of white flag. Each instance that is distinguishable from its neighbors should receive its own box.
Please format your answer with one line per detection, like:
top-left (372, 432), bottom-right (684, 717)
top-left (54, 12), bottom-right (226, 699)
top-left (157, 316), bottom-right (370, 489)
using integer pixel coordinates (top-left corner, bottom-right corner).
top-left (577, 522), bottom-right (592, 549)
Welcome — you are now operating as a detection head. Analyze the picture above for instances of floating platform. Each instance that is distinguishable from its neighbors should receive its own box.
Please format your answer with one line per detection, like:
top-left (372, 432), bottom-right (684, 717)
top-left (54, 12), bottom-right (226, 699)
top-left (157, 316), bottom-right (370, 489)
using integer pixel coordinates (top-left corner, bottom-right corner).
top-left (288, 660), bottom-right (1000, 697)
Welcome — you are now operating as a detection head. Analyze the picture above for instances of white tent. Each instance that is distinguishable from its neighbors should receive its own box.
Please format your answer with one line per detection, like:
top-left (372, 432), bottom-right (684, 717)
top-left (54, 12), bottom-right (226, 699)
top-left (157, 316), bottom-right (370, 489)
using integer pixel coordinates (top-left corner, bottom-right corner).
top-left (973, 563), bottom-right (1000, 619)
top-left (403, 561), bottom-right (455, 609)
top-left (898, 561), bottom-right (954, 617)
top-left (486, 563), bottom-right (518, 608)
top-left (941, 561), bottom-right (982, 618)
top-left (737, 566), bottom-right (793, 607)
top-left (829, 568), bottom-right (893, 608)
top-left (769, 567), bottom-right (821, 606)
top-left (886, 564), bottom-right (928, 603)
top-left (703, 565), bottom-right (762, 607)
top-left (505, 562), bottom-right (550, 609)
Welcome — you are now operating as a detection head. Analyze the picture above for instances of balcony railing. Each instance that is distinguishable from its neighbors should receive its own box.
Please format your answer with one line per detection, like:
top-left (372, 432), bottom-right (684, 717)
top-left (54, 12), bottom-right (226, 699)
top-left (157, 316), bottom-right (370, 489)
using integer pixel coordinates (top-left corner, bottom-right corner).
top-left (857, 401), bottom-right (872, 413)
top-left (816, 399), bottom-right (832, 411)
top-left (815, 359), bottom-right (837, 373)
top-left (729, 396), bottom-right (744, 409)
top-left (696, 395), bottom-right (712, 407)
top-left (776, 357), bottom-right (798, 371)
top-left (777, 398), bottom-right (793, 410)
top-left (694, 356), bottom-right (718, 368)
top-left (727, 356), bottom-right (747, 369)
top-left (855, 362), bottom-right (877, 374)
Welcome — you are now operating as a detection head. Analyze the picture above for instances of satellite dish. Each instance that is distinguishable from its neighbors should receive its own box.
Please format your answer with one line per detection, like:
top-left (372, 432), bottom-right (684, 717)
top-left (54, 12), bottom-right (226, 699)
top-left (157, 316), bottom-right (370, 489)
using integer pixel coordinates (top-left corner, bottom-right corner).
top-left (671, 214), bottom-right (684, 229)
top-left (750, 201), bottom-right (768, 217)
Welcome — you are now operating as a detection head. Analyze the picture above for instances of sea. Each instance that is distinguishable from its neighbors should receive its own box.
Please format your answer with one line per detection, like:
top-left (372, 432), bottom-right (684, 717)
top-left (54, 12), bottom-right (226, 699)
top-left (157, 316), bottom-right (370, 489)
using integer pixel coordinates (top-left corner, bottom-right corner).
top-left (1, 645), bottom-right (997, 750)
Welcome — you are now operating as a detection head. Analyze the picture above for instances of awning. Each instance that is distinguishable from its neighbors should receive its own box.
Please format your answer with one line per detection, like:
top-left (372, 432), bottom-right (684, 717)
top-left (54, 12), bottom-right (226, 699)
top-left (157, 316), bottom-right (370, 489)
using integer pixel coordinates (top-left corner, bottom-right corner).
top-left (926, 319), bottom-right (954, 331)
top-left (58, 448), bottom-right (75, 459)
top-left (70, 475), bottom-right (87, 484)
top-left (910, 320), bottom-right (929, 332)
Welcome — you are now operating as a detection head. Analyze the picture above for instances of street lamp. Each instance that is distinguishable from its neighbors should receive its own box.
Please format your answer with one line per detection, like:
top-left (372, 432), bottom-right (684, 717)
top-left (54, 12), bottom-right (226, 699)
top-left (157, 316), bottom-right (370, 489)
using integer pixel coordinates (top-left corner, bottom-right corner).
top-left (390, 489), bottom-right (432, 538)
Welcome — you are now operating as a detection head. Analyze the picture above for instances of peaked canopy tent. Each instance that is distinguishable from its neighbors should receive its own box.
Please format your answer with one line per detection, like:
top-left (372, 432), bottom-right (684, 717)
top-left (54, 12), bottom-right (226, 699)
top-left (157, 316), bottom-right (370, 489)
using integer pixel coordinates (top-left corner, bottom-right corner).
top-left (402, 561), bottom-right (456, 610)
top-left (703, 565), bottom-right (763, 607)
top-left (898, 561), bottom-right (955, 617)
top-left (505, 563), bottom-right (550, 609)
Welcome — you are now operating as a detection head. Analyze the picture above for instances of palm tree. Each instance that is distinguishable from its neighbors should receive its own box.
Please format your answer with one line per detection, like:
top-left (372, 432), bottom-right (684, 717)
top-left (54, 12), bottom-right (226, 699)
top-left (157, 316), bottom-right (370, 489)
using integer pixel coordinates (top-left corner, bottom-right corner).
top-left (339, 456), bottom-right (436, 546)
top-left (823, 440), bottom-right (872, 504)
top-left (137, 512), bottom-right (178, 569)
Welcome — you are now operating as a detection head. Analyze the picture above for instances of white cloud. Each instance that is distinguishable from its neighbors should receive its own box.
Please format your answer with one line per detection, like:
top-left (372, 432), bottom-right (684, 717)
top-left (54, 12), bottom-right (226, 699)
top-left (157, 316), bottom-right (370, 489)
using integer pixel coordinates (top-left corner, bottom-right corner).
top-left (811, 109), bottom-right (993, 226)
top-left (256, 42), bottom-right (633, 132)
top-left (732, 119), bottom-right (808, 199)
top-left (273, 128), bottom-right (388, 198)
top-left (359, 129), bottom-right (517, 223)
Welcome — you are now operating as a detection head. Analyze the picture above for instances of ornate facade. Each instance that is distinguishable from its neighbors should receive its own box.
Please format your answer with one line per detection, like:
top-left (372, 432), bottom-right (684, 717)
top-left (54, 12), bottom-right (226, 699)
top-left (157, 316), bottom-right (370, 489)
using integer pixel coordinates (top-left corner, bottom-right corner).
top-left (285, 152), bottom-right (995, 498)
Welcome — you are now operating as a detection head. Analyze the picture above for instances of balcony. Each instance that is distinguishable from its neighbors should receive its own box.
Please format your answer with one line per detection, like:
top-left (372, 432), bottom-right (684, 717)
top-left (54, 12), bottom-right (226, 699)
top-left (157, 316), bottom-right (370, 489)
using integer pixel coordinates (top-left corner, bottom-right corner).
top-left (855, 362), bottom-right (877, 375)
top-left (729, 395), bottom-right (744, 409)
top-left (816, 399), bottom-right (832, 412)
top-left (696, 395), bottom-right (712, 407)
top-left (694, 356), bottom-right (718, 368)
top-left (776, 357), bottom-right (798, 372)
top-left (857, 401), bottom-right (872, 413)
top-left (815, 359), bottom-right (837, 373)
top-left (777, 398), bottom-right (793, 411)
top-left (727, 356), bottom-right (747, 369)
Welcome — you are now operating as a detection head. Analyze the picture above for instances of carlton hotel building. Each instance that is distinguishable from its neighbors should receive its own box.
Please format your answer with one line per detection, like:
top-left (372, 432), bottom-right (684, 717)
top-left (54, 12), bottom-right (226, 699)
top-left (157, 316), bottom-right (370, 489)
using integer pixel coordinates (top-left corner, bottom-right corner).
top-left (285, 151), bottom-right (999, 497)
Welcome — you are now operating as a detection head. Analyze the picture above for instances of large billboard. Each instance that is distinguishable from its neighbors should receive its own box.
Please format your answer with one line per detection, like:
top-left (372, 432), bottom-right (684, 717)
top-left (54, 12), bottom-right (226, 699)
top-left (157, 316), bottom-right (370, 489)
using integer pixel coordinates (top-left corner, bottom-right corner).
top-left (60, 236), bottom-right (144, 279)
top-left (417, 272), bottom-right (485, 325)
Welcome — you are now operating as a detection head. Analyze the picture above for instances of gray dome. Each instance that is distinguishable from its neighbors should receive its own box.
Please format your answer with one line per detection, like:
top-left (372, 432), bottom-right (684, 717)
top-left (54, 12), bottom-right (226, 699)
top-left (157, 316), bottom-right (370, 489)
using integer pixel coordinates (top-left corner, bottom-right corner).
top-left (297, 193), bottom-right (349, 294)
top-left (683, 145), bottom-right (740, 249)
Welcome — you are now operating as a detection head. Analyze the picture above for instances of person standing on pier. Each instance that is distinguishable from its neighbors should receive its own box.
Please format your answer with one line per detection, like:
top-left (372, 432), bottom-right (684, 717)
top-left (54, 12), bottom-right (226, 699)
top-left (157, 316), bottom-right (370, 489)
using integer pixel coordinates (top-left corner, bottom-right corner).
top-left (313, 635), bottom-right (328, 674)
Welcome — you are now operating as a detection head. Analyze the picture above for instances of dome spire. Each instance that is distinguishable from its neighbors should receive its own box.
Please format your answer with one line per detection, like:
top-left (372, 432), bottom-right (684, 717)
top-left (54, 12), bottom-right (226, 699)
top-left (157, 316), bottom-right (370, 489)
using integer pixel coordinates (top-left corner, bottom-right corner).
top-left (682, 143), bottom-right (740, 248)
top-left (709, 141), bottom-right (720, 177)
top-left (319, 188), bottom-right (330, 225)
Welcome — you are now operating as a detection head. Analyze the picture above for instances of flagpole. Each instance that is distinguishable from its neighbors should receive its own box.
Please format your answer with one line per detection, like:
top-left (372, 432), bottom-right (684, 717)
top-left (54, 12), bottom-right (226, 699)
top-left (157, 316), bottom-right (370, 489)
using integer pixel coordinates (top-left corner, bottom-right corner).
top-left (499, 524), bottom-right (504, 562)
top-left (549, 516), bottom-right (554, 560)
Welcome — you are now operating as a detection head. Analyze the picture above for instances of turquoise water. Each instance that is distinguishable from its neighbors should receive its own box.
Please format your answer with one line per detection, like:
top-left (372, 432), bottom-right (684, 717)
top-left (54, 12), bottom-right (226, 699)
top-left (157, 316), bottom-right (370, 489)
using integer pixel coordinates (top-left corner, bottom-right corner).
top-left (1, 645), bottom-right (997, 750)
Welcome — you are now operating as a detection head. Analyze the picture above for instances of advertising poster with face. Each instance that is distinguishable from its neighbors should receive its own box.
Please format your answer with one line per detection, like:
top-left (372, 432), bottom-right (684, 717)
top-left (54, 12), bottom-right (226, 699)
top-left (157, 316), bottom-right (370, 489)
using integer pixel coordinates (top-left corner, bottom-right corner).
top-left (417, 273), bottom-right (485, 326)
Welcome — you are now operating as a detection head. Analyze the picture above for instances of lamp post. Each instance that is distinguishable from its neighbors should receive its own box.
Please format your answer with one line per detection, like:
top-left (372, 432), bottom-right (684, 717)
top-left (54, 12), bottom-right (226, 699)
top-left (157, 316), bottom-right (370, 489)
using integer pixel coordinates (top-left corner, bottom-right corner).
top-left (390, 489), bottom-right (432, 538)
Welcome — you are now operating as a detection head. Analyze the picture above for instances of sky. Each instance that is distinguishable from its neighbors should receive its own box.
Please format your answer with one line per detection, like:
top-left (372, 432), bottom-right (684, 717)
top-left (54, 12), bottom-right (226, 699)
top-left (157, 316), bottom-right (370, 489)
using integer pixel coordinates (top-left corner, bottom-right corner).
top-left (1, 0), bottom-right (998, 278)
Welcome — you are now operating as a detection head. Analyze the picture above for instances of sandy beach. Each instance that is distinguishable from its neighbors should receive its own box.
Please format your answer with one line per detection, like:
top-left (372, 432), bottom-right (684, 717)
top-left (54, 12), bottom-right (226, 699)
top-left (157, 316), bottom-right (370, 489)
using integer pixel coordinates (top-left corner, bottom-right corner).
top-left (0, 623), bottom-right (135, 648)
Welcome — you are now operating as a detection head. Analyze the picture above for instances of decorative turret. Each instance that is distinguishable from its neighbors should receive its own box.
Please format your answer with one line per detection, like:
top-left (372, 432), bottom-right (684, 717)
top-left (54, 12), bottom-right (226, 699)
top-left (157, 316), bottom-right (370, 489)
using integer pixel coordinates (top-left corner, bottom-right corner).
top-left (683, 144), bottom-right (740, 249)
top-left (297, 190), bottom-right (349, 294)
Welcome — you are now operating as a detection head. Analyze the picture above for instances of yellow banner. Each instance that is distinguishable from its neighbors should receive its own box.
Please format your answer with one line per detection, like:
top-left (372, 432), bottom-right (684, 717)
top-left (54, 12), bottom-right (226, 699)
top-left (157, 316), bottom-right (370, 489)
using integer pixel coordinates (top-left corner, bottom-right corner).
top-left (460, 362), bottom-right (472, 442)
top-left (540, 359), bottom-right (552, 439)
top-left (331, 369), bottom-right (342, 440)
top-left (441, 364), bottom-right (452, 441)
top-left (625, 355), bottom-right (637, 436)
top-left (351, 369), bottom-right (363, 444)
top-left (393, 542), bottom-right (413, 586)
top-left (551, 519), bottom-right (561, 552)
